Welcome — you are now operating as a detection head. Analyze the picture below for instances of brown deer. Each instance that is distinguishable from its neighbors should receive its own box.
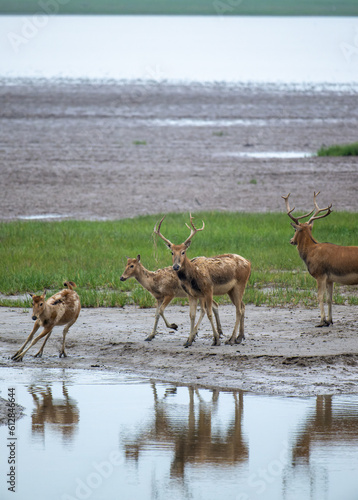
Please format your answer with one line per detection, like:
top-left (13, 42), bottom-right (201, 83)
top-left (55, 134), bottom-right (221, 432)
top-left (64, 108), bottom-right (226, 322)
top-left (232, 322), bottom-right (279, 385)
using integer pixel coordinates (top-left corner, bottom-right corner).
top-left (12, 281), bottom-right (81, 361)
top-left (120, 255), bottom-right (222, 341)
top-left (282, 191), bottom-right (358, 327)
top-left (154, 215), bottom-right (251, 347)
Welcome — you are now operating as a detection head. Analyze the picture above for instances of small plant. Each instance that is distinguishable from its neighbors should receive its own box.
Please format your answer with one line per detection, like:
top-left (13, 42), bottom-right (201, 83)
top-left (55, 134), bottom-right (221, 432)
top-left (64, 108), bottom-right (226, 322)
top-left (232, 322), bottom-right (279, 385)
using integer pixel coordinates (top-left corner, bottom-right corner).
top-left (132, 140), bottom-right (147, 146)
top-left (213, 131), bottom-right (224, 137)
top-left (250, 179), bottom-right (257, 185)
top-left (317, 142), bottom-right (358, 156)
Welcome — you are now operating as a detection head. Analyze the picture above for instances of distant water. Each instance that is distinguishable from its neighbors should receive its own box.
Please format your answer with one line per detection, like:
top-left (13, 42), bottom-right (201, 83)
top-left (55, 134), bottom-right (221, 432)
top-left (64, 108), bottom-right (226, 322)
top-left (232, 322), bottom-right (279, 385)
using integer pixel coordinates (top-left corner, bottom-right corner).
top-left (1, 15), bottom-right (358, 86)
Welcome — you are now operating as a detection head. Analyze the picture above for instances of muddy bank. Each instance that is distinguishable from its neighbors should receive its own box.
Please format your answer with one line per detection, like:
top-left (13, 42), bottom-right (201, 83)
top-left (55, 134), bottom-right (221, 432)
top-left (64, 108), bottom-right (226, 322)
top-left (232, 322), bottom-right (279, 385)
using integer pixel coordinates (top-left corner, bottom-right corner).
top-left (1, 304), bottom-right (357, 396)
top-left (1, 80), bottom-right (358, 221)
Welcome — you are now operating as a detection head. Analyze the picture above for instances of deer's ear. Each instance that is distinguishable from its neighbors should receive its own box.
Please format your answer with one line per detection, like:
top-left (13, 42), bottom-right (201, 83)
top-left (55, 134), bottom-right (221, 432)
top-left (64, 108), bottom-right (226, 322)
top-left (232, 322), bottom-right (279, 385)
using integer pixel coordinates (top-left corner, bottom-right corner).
top-left (137, 254), bottom-right (141, 262)
top-left (185, 240), bottom-right (192, 249)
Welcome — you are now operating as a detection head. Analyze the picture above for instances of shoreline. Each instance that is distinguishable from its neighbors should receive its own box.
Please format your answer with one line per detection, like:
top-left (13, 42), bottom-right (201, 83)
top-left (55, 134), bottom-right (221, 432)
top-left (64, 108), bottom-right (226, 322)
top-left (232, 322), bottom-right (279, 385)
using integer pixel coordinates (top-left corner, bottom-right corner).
top-left (1, 304), bottom-right (358, 397)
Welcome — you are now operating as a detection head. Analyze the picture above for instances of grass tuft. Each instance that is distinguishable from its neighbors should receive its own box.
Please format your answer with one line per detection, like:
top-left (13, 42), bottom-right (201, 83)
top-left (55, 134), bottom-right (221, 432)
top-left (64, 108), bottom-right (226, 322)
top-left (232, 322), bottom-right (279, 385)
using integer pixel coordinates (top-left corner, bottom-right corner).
top-left (317, 142), bottom-right (358, 157)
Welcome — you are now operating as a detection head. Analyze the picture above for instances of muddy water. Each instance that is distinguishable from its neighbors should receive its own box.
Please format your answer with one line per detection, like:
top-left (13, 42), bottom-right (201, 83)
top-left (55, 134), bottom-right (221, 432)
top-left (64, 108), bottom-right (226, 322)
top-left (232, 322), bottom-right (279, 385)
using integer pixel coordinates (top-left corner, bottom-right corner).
top-left (0, 368), bottom-right (358, 500)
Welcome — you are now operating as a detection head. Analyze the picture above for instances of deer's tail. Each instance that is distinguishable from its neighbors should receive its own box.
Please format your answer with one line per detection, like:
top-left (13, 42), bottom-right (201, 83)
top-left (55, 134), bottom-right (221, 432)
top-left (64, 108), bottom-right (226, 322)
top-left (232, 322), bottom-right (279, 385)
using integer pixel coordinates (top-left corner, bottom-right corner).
top-left (64, 281), bottom-right (77, 290)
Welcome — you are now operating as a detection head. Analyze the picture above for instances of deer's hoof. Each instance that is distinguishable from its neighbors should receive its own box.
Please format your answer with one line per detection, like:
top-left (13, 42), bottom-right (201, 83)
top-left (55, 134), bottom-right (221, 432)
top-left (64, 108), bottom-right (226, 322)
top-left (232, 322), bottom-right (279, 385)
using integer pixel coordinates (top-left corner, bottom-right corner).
top-left (144, 336), bottom-right (153, 342)
top-left (170, 323), bottom-right (178, 330)
top-left (315, 320), bottom-right (331, 328)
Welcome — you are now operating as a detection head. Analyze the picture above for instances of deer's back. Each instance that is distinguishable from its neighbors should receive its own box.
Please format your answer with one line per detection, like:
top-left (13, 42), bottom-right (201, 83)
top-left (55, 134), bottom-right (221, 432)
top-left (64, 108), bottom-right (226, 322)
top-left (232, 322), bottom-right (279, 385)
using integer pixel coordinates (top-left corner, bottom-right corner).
top-left (46, 289), bottom-right (81, 325)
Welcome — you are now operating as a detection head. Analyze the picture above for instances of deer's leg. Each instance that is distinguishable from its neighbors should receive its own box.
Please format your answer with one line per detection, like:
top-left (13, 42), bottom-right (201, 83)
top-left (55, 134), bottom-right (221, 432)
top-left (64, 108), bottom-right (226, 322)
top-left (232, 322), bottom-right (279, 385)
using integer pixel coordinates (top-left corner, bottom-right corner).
top-left (316, 277), bottom-right (329, 327)
top-left (225, 287), bottom-right (245, 345)
top-left (34, 331), bottom-right (52, 357)
top-left (193, 299), bottom-right (205, 337)
top-left (12, 320), bottom-right (41, 360)
top-left (145, 296), bottom-right (175, 342)
top-left (205, 295), bottom-right (221, 347)
top-left (146, 299), bottom-right (161, 341)
top-left (184, 297), bottom-right (199, 347)
top-left (326, 281), bottom-right (334, 325)
top-left (60, 318), bottom-right (78, 357)
top-left (159, 296), bottom-right (178, 330)
top-left (13, 327), bottom-right (53, 361)
top-left (212, 299), bottom-right (223, 337)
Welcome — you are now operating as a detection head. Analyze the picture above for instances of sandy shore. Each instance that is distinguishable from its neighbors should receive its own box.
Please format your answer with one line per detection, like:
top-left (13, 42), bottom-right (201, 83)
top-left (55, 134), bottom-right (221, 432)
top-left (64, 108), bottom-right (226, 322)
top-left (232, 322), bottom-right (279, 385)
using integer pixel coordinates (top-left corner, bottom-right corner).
top-left (0, 80), bottom-right (358, 397)
top-left (1, 304), bottom-right (358, 396)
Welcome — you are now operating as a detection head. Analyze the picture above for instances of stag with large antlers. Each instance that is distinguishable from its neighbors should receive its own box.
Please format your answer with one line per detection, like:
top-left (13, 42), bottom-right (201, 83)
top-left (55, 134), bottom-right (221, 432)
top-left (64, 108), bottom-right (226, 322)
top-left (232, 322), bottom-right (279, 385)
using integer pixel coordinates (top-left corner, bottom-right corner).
top-left (154, 215), bottom-right (251, 347)
top-left (282, 192), bottom-right (358, 327)
top-left (120, 255), bottom-right (223, 341)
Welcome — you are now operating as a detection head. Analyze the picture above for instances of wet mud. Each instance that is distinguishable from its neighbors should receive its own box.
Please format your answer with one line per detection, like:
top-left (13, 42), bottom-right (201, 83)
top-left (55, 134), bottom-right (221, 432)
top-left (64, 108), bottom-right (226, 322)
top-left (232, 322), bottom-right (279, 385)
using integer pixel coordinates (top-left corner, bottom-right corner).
top-left (1, 304), bottom-right (358, 396)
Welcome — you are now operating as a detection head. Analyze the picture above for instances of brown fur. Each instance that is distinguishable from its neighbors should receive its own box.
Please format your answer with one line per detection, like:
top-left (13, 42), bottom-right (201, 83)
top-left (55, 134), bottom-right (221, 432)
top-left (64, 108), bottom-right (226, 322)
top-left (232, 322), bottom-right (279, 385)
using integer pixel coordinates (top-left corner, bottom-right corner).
top-left (154, 215), bottom-right (251, 347)
top-left (283, 192), bottom-right (358, 326)
top-left (12, 282), bottom-right (81, 361)
top-left (120, 255), bottom-right (222, 341)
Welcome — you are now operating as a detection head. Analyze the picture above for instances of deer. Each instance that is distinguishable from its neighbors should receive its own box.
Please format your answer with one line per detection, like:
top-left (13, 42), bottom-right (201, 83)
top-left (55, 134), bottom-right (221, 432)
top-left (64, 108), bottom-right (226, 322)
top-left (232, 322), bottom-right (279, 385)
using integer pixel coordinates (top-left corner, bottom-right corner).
top-left (12, 281), bottom-right (81, 361)
top-left (154, 214), bottom-right (251, 347)
top-left (282, 191), bottom-right (358, 327)
top-left (120, 255), bottom-right (223, 341)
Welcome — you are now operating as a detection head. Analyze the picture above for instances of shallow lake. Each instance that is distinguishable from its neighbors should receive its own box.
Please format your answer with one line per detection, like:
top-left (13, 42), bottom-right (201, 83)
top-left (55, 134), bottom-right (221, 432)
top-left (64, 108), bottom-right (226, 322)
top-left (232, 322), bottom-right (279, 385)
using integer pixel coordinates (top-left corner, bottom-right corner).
top-left (1, 15), bottom-right (357, 85)
top-left (1, 368), bottom-right (358, 500)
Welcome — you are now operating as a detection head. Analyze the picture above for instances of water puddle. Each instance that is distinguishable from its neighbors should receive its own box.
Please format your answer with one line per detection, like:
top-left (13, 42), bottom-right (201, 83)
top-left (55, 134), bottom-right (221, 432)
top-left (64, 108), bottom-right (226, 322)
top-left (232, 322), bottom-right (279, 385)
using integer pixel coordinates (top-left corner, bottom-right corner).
top-left (1, 367), bottom-right (358, 500)
top-left (17, 214), bottom-right (67, 220)
top-left (147, 117), bottom-right (357, 128)
top-left (215, 151), bottom-right (312, 159)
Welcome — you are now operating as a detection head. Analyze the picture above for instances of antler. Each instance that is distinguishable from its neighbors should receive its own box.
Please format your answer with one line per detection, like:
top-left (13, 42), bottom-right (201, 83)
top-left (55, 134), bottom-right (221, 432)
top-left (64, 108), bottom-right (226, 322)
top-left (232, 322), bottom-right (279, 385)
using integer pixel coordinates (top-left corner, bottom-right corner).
top-left (307, 191), bottom-right (333, 224)
top-left (282, 193), bottom-right (315, 224)
top-left (153, 215), bottom-right (173, 247)
top-left (183, 213), bottom-right (205, 246)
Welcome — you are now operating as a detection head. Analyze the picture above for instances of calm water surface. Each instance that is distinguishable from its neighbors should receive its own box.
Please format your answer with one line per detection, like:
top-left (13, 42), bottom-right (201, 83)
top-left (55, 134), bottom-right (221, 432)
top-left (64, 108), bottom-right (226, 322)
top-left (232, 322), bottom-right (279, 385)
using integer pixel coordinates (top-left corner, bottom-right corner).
top-left (0, 16), bottom-right (357, 85)
top-left (1, 368), bottom-right (358, 500)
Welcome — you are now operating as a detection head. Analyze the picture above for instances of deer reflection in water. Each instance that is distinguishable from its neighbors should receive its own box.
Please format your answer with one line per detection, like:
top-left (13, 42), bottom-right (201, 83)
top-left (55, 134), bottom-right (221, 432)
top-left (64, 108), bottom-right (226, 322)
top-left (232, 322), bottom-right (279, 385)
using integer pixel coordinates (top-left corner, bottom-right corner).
top-left (282, 395), bottom-right (358, 499)
top-left (29, 383), bottom-right (79, 443)
top-left (123, 383), bottom-right (248, 478)
top-left (293, 395), bottom-right (358, 464)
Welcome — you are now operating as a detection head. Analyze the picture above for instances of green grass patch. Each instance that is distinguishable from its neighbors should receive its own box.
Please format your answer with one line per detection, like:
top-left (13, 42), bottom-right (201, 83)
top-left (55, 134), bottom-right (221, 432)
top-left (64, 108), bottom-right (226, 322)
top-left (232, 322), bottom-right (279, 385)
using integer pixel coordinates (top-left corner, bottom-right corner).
top-left (0, 211), bottom-right (357, 308)
top-left (317, 142), bottom-right (358, 157)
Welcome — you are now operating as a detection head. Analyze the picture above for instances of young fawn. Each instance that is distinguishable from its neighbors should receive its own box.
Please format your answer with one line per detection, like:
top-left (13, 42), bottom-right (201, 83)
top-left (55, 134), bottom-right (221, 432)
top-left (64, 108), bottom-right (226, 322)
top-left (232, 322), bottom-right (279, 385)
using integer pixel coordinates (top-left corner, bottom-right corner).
top-left (12, 281), bottom-right (81, 361)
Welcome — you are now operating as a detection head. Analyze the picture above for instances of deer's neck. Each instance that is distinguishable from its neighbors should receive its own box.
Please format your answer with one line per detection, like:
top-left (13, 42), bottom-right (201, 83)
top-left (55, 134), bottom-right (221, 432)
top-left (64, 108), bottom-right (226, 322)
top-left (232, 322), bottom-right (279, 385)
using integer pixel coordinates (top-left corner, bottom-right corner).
top-left (297, 229), bottom-right (317, 263)
top-left (176, 258), bottom-right (203, 295)
top-left (135, 266), bottom-right (155, 292)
